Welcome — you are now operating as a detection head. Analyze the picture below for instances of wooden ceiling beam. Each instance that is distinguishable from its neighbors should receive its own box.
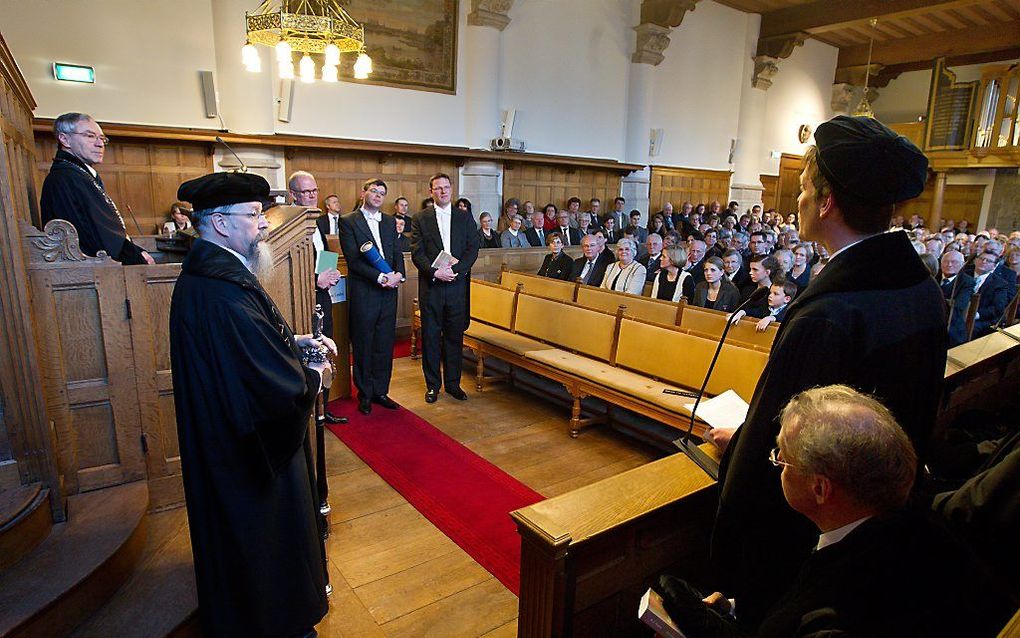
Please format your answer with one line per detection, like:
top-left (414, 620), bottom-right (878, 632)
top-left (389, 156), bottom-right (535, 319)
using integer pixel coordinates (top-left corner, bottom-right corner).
top-left (853, 47), bottom-right (1020, 80)
top-left (836, 21), bottom-right (1020, 68)
top-left (759, 0), bottom-right (988, 39)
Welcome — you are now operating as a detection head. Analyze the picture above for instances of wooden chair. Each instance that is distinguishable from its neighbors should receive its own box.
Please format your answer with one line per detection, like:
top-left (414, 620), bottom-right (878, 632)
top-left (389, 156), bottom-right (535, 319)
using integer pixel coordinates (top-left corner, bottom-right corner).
top-left (965, 291), bottom-right (981, 341)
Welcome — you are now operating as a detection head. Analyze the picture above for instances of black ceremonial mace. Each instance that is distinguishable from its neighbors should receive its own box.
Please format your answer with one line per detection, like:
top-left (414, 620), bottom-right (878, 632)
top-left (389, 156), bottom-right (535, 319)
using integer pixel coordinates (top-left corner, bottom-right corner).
top-left (304, 303), bottom-right (335, 596)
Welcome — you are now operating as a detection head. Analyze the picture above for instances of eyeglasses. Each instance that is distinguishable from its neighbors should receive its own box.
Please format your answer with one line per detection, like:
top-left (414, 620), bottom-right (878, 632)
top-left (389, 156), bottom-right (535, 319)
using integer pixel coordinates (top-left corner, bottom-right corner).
top-left (768, 447), bottom-right (797, 469)
top-left (367, 187), bottom-right (386, 196)
top-left (216, 210), bottom-right (267, 221)
top-left (295, 188), bottom-right (318, 197)
top-left (70, 131), bottom-right (111, 145)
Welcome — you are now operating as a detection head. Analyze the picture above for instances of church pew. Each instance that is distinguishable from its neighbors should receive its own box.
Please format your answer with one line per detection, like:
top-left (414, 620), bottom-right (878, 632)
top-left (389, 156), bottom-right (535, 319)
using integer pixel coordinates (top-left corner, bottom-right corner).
top-left (500, 268), bottom-right (577, 301)
top-left (574, 284), bottom-right (680, 327)
top-left (512, 446), bottom-right (720, 637)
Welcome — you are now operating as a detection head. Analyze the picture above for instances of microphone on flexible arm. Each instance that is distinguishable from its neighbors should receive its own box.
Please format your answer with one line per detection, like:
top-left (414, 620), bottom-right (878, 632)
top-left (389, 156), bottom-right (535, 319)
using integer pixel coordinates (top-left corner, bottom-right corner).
top-left (215, 136), bottom-right (248, 173)
top-left (672, 286), bottom-right (770, 480)
top-left (990, 284), bottom-right (1020, 344)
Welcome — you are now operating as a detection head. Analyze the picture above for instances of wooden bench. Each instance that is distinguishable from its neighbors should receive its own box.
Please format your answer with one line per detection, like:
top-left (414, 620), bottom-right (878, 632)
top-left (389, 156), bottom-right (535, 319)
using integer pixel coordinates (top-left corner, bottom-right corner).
top-left (463, 281), bottom-right (769, 438)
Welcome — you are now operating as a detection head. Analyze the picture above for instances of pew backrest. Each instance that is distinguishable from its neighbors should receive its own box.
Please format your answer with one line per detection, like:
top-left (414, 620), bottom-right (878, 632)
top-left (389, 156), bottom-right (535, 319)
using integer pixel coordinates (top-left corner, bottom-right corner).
top-left (679, 306), bottom-right (777, 350)
top-left (501, 270), bottom-right (575, 301)
top-left (514, 293), bottom-right (618, 362)
top-left (470, 279), bottom-right (518, 330)
top-left (575, 284), bottom-right (679, 327)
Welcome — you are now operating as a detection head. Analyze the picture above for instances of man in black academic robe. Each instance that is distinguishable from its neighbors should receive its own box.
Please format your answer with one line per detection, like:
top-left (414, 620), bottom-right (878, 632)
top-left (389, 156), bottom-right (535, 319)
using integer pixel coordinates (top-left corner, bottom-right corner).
top-left (411, 173), bottom-right (479, 403)
top-left (709, 117), bottom-right (947, 627)
top-left (170, 172), bottom-right (329, 638)
top-left (40, 113), bottom-right (152, 264)
top-left (338, 179), bottom-right (405, 415)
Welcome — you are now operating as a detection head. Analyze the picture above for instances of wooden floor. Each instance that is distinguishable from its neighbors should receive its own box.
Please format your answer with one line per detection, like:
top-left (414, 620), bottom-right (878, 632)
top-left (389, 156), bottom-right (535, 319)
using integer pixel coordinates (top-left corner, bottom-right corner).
top-left (145, 355), bottom-right (664, 637)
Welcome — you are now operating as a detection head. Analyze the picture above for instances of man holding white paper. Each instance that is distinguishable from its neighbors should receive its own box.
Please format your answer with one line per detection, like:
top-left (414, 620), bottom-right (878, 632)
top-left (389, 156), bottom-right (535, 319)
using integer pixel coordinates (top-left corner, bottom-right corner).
top-left (338, 179), bottom-right (405, 416)
top-left (411, 173), bottom-right (479, 403)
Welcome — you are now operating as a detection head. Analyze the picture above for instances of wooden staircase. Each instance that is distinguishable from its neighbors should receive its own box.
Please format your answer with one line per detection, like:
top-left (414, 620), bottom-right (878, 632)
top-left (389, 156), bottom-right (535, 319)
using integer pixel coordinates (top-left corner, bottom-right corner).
top-left (0, 481), bottom-right (198, 638)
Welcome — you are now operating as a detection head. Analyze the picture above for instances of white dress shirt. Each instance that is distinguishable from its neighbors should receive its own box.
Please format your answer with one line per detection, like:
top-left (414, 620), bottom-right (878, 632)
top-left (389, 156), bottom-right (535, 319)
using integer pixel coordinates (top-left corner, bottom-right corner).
top-left (435, 203), bottom-right (452, 254)
top-left (816, 516), bottom-right (871, 551)
top-left (361, 207), bottom-right (385, 259)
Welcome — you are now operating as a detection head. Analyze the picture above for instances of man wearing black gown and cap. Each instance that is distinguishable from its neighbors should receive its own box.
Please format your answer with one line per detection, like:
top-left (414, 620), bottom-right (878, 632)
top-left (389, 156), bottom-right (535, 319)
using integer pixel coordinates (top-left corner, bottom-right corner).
top-left (704, 116), bottom-right (948, 628)
top-left (170, 171), bottom-right (332, 638)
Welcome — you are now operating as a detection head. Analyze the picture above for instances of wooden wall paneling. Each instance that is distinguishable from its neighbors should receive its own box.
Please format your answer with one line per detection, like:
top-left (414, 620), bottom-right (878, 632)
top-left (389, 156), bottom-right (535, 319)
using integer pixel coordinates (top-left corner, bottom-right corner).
top-left (502, 163), bottom-right (623, 216)
top-left (648, 166), bottom-right (732, 212)
top-left (760, 174), bottom-right (778, 210)
top-left (125, 264), bottom-right (184, 511)
top-left (1, 31), bottom-right (64, 518)
top-left (286, 148), bottom-right (459, 214)
top-left (776, 154), bottom-right (803, 215)
top-left (897, 182), bottom-right (985, 229)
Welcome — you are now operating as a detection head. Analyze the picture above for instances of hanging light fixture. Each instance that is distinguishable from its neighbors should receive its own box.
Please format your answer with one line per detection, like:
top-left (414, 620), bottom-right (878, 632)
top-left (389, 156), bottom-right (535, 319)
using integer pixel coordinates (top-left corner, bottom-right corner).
top-left (242, 1), bottom-right (372, 83)
top-left (852, 19), bottom-right (878, 119)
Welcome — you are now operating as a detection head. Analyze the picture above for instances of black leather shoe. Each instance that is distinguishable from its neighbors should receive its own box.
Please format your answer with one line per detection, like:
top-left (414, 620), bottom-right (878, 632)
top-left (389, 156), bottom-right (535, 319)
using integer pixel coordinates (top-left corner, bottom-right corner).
top-left (373, 395), bottom-right (399, 410)
top-left (324, 412), bottom-right (348, 424)
top-left (358, 396), bottom-right (372, 415)
top-left (446, 387), bottom-right (468, 401)
top-left (425, 388), bottom-right (439, 403)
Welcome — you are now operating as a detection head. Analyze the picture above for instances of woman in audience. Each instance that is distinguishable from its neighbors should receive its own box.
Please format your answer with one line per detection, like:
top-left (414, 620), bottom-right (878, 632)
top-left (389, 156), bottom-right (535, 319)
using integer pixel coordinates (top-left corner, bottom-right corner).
top-left (537, 233), bottom-right (573, 281)
top-left (162, 201), bottom-right (192, 236)
top-left (788, 244), bottom-right (813, 291)
top-left (694, 203), bottom-right (707, 219)
top-left (456, 198), bottom-right (472, 215)
top-left (652, 246), bottom-right (695, 302)
top-left (497, 198), bottom-right (520, 233)
top-left (542, 203), bottom-right (558, 231)
top-left (500, 214), bottom-right (529, 248)
top-left (600, 238), bottom-right (646, 295)
top-left (785, 212), bottom-right (799, 229)
top-left (477, 211), bottom-right (501, 249)
top-left (773, 248), bottom-right (794, 274)
top-left (692, 256), bottom-right (741, 311)
top-left (649, 213), bottom-right (667, 238)
top-left (1004, 245), bottom-right (1020, 285)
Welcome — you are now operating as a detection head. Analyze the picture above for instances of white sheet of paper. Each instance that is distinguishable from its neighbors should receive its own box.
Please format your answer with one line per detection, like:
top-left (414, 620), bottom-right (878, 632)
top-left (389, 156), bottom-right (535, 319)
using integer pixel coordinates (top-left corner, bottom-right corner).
top-left (329, 277), bottom-right (346, 303)
top-left (681, 389), bottom-right (749, 431)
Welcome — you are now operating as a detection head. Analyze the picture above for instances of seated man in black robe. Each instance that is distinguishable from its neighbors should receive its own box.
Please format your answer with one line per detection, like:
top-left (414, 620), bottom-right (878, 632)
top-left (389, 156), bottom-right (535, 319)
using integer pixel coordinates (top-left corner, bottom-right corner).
top-left (656, 385), bottom-right (1015, 638)
top-left (40, 112), bottom-right (153, 265)
top-left (170, 172), bottom-right (332, 638)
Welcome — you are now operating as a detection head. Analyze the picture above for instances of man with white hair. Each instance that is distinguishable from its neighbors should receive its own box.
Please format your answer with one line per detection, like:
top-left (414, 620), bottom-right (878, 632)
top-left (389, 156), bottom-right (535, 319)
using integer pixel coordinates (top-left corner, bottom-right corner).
top-left (40, 112), bottom-right (154, 264)
top-left (170, 172), bottom-right (333, 638)
top-left (940, 249), bottom-right (975, 347)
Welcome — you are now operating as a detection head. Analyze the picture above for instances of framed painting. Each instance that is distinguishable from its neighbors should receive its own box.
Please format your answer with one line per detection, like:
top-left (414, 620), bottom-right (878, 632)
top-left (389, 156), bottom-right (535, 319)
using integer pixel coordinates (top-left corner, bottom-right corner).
top-left (340, 0), bottom-right (458, 94)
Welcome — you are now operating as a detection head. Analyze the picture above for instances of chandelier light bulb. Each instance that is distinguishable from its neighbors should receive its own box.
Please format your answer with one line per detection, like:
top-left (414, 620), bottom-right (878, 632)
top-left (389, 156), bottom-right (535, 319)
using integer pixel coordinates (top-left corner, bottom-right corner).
top-left (322, 64), bottom-right (338, 83)
top-left (245, 55), bottom-right (262, 73)
top-left (353, 52), bottom-right (372, 79)
top-left (242, 43), bottom-right (258, 64)
top-left (324, 43), bottom-right (340, 67)
top-left (299, 54), bottom-right (315, 83)
top-left (275, 40), bottom-right (292, 62)
top-left (278, 60), bottom-right (294, 80)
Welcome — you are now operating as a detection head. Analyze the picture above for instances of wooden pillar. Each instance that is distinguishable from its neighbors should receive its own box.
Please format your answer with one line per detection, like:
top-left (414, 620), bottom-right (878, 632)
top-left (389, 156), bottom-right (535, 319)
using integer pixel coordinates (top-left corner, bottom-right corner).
top-left (929, 171), bottom-right (948, 231)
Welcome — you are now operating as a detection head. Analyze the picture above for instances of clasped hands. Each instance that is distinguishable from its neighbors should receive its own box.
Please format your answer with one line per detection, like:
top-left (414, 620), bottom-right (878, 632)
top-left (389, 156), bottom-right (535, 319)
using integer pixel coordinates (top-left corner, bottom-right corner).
top-left (295, 334), bottom-right (338, 390)
top-left (435, 256), bottom-right (460, 282)
top-left (379, 272), bottom-right (403, 288)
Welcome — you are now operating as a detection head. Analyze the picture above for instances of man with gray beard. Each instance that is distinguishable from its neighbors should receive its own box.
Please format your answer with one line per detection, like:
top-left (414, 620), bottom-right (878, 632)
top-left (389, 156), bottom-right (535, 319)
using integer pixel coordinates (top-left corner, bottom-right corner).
top-left (170, 172), bottom-right (332, 638)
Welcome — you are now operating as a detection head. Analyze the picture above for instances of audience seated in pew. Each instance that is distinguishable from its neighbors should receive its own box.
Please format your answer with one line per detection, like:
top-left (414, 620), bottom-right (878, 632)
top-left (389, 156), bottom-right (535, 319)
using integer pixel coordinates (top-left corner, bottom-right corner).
top-left (600, 238), bottom-right (646, 295)
top-left (477, 211), bottom-right (501, 249)
top-left (654, 385), bottom-right (1015, 638)
top-left (640, 233), bottom-right (664, 282)
top-left (500, 214), bottom-right (529, 248)
top-left (738, 254), bottom-right (781, 319)
top-left (571, 234), bottom-right (613, 286)
top-left (651, 246), bottom-right (695, 302)
top-left (691, 256), bottom-right (741, 312)
top-left (536, 232), bottom-right (574, 281)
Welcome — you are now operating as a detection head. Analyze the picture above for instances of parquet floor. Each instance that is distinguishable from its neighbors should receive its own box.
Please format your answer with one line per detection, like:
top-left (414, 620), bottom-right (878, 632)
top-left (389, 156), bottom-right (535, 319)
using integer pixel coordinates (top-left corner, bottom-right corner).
top-left (143, 356), bottom-right (664, 637)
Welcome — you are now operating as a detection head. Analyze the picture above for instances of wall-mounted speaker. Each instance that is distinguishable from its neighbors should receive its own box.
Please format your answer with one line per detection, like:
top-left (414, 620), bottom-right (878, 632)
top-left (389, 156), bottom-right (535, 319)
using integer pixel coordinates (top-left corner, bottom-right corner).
top-left (649, 128), bottom-right (664, 157)
top-left (500, 109), bottom-right (516, 139)
top-left (199, 70), bottom-right (217, 119)
top-left (278, 79), bottom-right (295, 123)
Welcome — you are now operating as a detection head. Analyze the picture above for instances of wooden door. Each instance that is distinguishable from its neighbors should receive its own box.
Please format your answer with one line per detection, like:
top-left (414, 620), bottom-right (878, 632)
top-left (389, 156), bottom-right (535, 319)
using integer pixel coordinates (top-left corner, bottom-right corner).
top-left (124, 264), bottom-right (184, 510)
top-left (25, 240), bottom-right (146, 494)
top-left (776, 154), bottom-right (802, 215)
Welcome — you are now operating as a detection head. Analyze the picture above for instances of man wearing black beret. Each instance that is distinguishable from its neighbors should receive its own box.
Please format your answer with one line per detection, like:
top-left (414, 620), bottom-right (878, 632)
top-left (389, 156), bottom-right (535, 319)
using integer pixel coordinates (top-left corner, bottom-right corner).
top-left (169, 172), bottom-right (332, 637)
top-left (704, 116), bottom-right (948, 629)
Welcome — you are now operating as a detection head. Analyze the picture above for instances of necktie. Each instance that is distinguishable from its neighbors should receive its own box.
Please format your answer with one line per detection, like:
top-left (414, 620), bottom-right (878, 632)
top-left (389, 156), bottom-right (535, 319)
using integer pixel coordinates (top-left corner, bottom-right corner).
top-left (561, 228), bottom-right (570, 246)
top-left (331, 215), bottom-right (338, 234)
top-left (581, 260), bottom-right (593, 283)
top-left (537, 229), bottom-right (544, 244)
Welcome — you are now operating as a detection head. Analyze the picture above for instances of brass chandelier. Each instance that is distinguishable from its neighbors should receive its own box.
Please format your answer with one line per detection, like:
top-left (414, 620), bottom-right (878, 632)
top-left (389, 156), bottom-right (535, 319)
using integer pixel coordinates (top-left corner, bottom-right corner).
top-left (242, 0), bottom-right (373, 83)
top-left (852, 19), bottom-right (878, 118)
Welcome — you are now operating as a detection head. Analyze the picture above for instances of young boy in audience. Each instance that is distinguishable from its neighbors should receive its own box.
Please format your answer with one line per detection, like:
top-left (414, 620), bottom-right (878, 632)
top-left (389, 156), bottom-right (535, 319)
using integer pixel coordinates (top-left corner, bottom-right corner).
top-left (754, 280), bottom-right (797, 332)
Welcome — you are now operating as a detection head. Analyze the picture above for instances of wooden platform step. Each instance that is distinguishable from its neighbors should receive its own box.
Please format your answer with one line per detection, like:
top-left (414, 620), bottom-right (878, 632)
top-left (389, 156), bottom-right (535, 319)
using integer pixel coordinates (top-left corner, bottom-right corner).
top-left (0, 484), bottom-right (50, 571)
top-left (0, 481), bottom-right (148, 638)
top-left (70, 507), bottom-right (198, 638)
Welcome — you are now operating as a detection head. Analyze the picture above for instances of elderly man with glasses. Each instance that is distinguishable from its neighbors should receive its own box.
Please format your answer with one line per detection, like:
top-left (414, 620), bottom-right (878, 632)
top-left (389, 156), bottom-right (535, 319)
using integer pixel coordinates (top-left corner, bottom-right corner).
top-left (654, 385), bottom-right (1013, 638)
top-left (40, 112), bottom-right (154, 264)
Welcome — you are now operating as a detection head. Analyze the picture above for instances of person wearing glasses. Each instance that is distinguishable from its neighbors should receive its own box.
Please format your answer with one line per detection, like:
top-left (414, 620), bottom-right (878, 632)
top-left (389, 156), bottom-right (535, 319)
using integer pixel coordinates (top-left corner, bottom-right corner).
top-left (655, 385), bottom-right (1013, 638)
top-left (170, 171), bottom-right (334, 638)
top-left (40, 112), bottom-right (154, 265)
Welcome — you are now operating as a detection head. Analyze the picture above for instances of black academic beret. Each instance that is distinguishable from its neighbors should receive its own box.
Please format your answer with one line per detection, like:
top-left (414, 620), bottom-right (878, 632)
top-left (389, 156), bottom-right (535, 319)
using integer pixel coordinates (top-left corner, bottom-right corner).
top-left (814, 115), bottom-right (928, 206)
top-left (177, 172), bottom-right (270, 212)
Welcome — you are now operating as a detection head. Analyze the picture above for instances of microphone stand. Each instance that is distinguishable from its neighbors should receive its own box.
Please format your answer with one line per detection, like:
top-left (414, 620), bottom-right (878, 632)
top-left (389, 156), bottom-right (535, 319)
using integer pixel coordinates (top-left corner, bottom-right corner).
top-left (673, 287), bottom-right (769, 480)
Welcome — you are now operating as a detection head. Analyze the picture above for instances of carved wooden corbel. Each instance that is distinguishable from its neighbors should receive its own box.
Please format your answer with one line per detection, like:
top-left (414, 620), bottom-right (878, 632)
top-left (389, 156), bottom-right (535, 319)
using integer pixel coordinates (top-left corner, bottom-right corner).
top-left (752, 56), bottom-right (780, 90)
top-left (467, 0), bottom-right (514, 31)
top-left (632, 0), bottom-right (699, 66)
top-left (26, 219), bottom-right (90, 263)
top-left (831, 83), bottom-right (855, 113)
top-left (756, 32), bottom-right (808, 60)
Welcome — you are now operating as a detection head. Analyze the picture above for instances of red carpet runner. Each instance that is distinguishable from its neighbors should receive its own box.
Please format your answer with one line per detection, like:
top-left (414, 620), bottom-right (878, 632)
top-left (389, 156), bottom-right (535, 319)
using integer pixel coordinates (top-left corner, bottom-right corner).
top-left (325, 396), bottom-right (545, 595)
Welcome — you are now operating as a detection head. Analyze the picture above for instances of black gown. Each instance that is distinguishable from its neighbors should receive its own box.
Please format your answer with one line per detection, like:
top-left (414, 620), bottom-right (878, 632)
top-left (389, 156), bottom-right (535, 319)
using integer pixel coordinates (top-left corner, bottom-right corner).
top-left (169, 239), bottom-right (328, 637)
top-left (40, 149), bottom-right (147, 264)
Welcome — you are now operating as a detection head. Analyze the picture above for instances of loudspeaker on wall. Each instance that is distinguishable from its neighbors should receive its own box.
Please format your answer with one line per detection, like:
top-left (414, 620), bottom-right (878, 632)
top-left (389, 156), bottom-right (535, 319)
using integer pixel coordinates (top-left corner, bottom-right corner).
top-left (199, 70), bottom-right (217, 119)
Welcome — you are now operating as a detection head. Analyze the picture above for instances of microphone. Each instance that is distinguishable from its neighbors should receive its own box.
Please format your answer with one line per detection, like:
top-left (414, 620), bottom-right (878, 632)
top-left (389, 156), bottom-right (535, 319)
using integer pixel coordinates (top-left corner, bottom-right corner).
top-left (215, 136), bottom-right (247, 173)
top-left (673, 286), bottom-right (769, 480)
top-left (990, 284), bottom-right (1020, 344)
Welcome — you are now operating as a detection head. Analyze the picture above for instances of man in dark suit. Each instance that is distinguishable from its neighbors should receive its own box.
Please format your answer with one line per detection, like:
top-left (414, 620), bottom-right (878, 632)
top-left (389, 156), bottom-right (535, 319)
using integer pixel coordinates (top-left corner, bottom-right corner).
top-left (603, 196), bottom-right (627, 231)
top-left (554, 209), bottom-right (582, 247)
top-left (524, 208), bottom-right (547, 247)
top-left (411, 173), bottom-right (480, 403)
top-left (940, 249), bottom-right (976, 347)
top-left (338, 179), bottom-right (405, 416)
top-left (709, 116), bottom-right (946, 628)
top-left (602, 216), bottom-right (620, 244)
top-left (570, 235), bottom-right (610, 286)
top-left (640, 233), bottom-right (663, 282)
top-left (316, 194), bottom-right (343, 248)
top-left (722, 249), bottom-right (750, 289)
top-left (685, 239), bottom-right (707, 285)
top-left (972, 250), bottom-right (1013, 337)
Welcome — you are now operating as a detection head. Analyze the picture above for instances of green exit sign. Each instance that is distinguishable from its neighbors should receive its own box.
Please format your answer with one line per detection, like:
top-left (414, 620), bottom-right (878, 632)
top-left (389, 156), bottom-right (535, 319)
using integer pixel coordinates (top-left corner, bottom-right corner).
top-left (53, 63), bottom-right (95, 83)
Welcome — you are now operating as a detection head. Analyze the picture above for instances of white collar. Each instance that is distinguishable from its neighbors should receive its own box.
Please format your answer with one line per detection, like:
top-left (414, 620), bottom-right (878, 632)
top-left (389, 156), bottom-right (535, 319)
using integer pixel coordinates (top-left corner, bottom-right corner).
top-left (435, 203), bottom-right (452, 215)
top-left (816, 516), bottom-right (871, 551)
top-left (770, 303), bottom-right (788, 316)
top-left (361, 207), bottom-right (381, 221)
top-left (219, 244), bottom-right (252, 272)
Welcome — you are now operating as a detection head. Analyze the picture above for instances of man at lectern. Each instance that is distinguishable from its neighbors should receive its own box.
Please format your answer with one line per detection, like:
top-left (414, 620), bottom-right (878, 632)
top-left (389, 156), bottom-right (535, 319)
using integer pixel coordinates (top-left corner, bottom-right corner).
top-left (170, 171), bottom-right (331, 638)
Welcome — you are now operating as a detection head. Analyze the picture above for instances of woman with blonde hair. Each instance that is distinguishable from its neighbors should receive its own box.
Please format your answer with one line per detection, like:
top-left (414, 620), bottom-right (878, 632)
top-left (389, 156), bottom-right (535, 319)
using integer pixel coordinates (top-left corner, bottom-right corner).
top-left (651, 245), bottom-right (694, 302)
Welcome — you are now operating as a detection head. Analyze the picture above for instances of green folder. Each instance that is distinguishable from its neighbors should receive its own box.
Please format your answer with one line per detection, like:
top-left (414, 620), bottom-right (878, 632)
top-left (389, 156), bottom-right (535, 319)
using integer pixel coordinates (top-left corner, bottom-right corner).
top-left (316, 250), bottom-right (339, 274)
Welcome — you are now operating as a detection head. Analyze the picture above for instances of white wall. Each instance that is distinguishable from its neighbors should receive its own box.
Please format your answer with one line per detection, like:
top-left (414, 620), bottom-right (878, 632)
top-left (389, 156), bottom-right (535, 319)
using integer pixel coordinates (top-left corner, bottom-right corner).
top-left (759, 38), bottom-right (838, 176)
top-left (2, 0), bottom-right (219, 129)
